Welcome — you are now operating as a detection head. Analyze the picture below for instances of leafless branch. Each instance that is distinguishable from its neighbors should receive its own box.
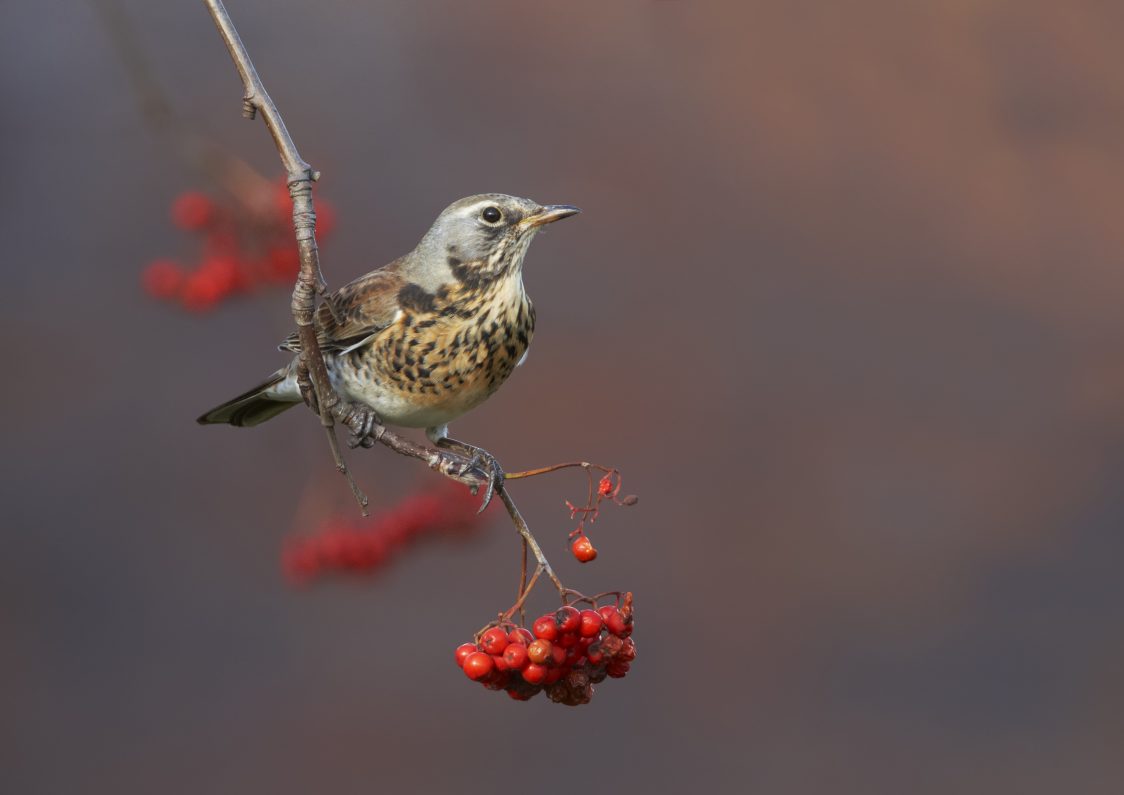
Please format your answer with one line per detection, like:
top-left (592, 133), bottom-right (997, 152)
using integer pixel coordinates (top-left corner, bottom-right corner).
top-left (197, 6), bottom-right (639, 711)
top-left (203, 0), bottom-right (370, 512)
top-left (200, 0), bottom-right (571, 587)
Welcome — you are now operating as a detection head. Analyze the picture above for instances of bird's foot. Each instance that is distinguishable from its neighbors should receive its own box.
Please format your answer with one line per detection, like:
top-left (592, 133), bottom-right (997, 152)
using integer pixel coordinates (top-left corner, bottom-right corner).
top-left (437, 438), bottom-right (504, 513)
top-left (342, 403), bottom-right (385, 449)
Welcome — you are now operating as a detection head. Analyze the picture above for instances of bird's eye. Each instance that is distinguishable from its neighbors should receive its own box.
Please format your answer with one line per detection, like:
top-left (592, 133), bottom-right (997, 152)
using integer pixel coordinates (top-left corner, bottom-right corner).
top-left (481, 206), bottom-right (502, 224)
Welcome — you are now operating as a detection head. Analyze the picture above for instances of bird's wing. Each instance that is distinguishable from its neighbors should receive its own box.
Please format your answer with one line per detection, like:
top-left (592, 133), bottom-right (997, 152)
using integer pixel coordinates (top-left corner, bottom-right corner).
top-left (279, 261), bottom-right (406, 354)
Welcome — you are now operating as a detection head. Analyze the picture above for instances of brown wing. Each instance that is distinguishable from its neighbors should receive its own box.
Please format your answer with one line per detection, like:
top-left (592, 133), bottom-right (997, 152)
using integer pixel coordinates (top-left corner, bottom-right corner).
top-left (280, 259), bottom-right (406, 354)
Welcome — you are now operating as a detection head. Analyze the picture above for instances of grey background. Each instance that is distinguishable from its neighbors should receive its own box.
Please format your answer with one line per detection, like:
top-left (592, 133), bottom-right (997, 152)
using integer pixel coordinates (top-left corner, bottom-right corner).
top-left (4, 1), bottom-right (1124, 793)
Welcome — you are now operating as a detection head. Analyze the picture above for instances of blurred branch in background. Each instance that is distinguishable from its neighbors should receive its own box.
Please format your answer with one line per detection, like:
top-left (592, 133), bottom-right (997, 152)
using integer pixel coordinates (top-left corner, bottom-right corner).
top-left (92, 0), bottom-right (274, 212)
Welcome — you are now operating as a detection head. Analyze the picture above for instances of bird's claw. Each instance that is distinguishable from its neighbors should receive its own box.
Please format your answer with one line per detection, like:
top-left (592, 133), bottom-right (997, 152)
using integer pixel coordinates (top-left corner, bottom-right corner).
top-left (476, 462), bottom-right (503, 514)
top-left (440, 442), bottom-right (503, 513)
top-left (462, 449), bottom-right (503, 513)
top-left (345, 405), bottom-right (384, 449)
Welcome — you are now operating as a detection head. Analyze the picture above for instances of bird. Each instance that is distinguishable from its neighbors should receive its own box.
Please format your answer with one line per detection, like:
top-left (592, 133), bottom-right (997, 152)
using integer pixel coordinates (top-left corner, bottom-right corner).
top-left (197, 193), bottom-right (580, 495)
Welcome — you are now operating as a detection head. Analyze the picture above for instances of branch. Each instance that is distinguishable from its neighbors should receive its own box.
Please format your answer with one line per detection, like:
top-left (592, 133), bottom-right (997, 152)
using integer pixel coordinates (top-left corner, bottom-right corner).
top-left (201, 4), bottom-right (524, 529)
top-left (201, 2), bottom-right (637, 709)
top-left (204, 0), bottom-right (365, 512)
top-left (201, 1), bottom-right (583, 602)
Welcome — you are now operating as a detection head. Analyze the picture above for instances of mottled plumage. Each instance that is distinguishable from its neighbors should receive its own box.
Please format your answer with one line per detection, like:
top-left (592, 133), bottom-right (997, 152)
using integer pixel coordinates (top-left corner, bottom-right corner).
top-left (197, 194), bottom-right (577, 445)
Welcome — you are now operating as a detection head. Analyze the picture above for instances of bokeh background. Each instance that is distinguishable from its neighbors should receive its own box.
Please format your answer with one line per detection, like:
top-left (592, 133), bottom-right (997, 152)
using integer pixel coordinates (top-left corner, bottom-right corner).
top-left (5, 1), bottom-right (1124, 792)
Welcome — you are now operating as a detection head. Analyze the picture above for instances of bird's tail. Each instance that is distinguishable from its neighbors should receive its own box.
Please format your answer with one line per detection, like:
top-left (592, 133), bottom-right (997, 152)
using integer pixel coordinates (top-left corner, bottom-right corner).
top-left (196, 368), bottom-right (301, 427)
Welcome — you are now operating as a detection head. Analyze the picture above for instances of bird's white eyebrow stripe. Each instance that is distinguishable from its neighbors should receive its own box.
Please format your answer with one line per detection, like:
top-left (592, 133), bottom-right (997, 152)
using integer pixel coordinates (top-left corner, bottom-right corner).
top-left (462, 199), bottom-right (497, 215)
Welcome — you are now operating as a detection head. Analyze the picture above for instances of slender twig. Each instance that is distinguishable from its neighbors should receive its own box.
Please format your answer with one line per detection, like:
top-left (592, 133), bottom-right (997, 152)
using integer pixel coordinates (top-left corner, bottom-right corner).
top-left (504, 461), bottom-right (598, 480)
top-left (203, 0), bottom-right (367, 514)
top-left (204, 0), bottom-right (499, 509)
top-left (502, 566), bottom-right (544, 622)
top-left (497, 483), bottom-right (564, 596)
top-left (517, 538), bottom-right (528, 625)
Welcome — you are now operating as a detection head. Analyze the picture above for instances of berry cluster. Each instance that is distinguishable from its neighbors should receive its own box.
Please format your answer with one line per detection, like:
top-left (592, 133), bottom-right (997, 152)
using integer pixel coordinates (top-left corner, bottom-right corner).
top-left (455, 593), bottom-right (635, 706)
top-left (141, 183), bottom-right (336, 312)
top-left (282, 482), bottom-right (488, 584)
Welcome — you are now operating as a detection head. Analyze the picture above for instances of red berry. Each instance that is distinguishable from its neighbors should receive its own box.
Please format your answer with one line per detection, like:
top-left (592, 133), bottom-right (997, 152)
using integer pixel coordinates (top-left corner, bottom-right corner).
top-left (606, 609), bottom-right (632, 638)
top-left (199, 256), bottom-right (239, 292)
top-left (280, 539), bottom-right (319, 584)
top-left (527, 639), bottom-right (552, 665)
top-left (544, 667), bottom-right (565, 685)
top-left (599, 635), bottom-right (624, 657)
top-left (606, 660), bottom-right (631, 678)
top-left (522, 663), bottom-right (547, 685)
top-left (454, 643), bottom-right (477, 668)
top-left (273, 181), bottom-right (293, 220)
top-left (550, 644), bottom-right (567, 668)
top-left (571, 535), bottom-right (597, 563)
top-left (171, 191), bottom-right (214, 230)
top-left (314, 528), bottom-right (347, 567)
top-left (356, 532), bottom-right (388, 569)
top-left (555, 606), bottom-right (581, 635)
top-left (180, 270), bottom-right (223, 311)
top-left (598, 475), bottom-right (613, 497)
top-left (586, 643), bottom-right (605, 665)
top-left (532, 615), bottom-right (559, 641)
top-left (557, 633), bottom-right (580, 649)
top-left (579, 609), bottom-right (603, 637)
top-left (462, 652), bottom-right (494, 681)
top-left (492, 653), bottom-right (510, 672)
top-left (266, 246), bottom-right (301, 281)
top-left (507, 687), bottom-right (535, 701)
top-left (502, 643), bottom-right (528, 670)
top-left (508, 628), bottom-right (534, 646)
top-left (597, 605), bottom-right (617, 622)
top-left (480, 670), bottom-right (508, 690)
top-left (479, 626), bottom-right (509, 656)
top-left (141, 259), bottom-right (184, 299)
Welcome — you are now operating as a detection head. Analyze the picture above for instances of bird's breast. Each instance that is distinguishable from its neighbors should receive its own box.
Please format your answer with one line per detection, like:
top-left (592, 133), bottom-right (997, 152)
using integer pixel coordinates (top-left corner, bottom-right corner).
top-left (332, 279), bottom-right (535, 427)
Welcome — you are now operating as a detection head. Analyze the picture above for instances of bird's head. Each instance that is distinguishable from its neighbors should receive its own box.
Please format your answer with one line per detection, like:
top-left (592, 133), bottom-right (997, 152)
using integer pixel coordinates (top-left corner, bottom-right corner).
top-left (411, 193), bottom-right (579, 290)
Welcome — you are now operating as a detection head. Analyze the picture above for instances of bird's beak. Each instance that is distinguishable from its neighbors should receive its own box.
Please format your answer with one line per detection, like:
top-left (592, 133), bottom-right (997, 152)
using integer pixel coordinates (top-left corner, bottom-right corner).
top-left (522, 204), bottom-right (581, 229)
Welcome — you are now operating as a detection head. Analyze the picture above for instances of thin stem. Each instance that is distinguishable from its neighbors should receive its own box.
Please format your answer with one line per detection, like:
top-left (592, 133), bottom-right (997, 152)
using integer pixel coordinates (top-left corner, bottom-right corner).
top-left (560, 590), bottom-right (623, 608)
top-left (517, 537), bottom-right (528, 625)
top-left (497, 483), bottom-right (564, 596)
top-left (505, 461), bottom-right (596, 480)
top-left (323, 424), bottom-right (369, 514)
top-left (502, 565), bottom-right (544, 621)
top-left (203, 0), bottom-right (309, 177)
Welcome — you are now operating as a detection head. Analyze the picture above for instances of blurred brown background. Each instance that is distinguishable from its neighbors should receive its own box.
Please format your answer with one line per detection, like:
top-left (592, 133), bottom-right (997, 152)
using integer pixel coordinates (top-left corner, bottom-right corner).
top-left (4, 1), bottom-right (1124, 792)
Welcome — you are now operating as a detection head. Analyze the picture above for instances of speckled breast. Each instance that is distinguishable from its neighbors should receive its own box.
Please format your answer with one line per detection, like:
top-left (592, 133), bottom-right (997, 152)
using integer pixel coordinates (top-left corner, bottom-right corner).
top-left (337, 280), bottom-right (535, 427)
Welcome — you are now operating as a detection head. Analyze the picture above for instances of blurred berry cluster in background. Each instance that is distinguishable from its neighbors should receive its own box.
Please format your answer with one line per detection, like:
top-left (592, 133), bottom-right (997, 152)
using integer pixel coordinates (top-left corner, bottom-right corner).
top-left (142, 183), bottom-right (335, 311)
